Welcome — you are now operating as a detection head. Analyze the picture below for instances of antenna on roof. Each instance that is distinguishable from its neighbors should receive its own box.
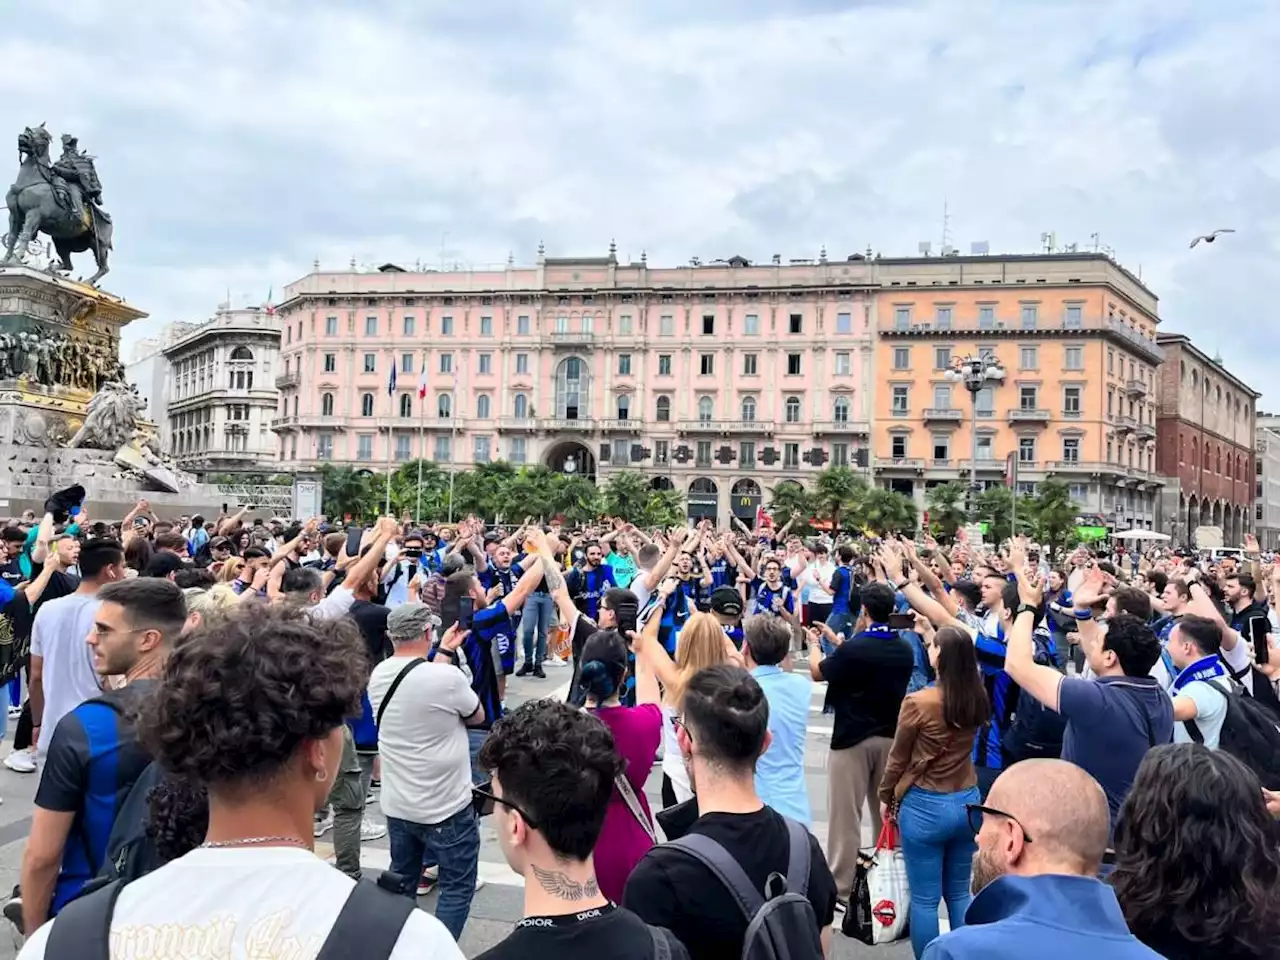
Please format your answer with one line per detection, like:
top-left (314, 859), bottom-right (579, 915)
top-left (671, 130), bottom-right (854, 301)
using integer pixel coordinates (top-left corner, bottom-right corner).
top-left (941, 199), bottom-right (952, 252)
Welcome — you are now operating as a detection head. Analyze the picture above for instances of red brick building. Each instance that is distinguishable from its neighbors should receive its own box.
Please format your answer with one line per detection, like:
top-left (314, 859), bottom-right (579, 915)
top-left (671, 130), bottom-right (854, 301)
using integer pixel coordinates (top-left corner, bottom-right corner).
top-left (1155, 333), bottom-right (1258, 546)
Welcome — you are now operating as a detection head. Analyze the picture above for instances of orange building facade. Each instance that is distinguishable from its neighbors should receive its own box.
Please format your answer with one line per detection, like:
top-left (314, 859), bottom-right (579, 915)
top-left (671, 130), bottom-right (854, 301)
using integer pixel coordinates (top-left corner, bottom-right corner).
top-left (871, 254), bottom-right (1164, 530)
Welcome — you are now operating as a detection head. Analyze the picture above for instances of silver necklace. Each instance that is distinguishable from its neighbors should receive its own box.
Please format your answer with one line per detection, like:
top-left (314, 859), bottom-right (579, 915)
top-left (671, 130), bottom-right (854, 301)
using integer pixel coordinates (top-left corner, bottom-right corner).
top-left (201, 836), bottom-right (309, 849)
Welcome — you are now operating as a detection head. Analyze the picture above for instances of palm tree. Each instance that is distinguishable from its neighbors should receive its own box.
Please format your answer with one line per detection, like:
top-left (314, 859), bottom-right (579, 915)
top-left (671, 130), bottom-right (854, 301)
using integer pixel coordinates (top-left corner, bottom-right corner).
top-left (643, 488), bottom-right (686, 528)
top-left (859, 487), bottom-right (918, 537)
top-left (319, 465), bottom-right (377, 521)
top-left (506, 466), bottom-right (562, 523)
top-left (1031, 476), bottom-right (1079, 559)
top-left (812, 467), bottom-right (868, 533)
top-left (602, 472), bottom-right (655, 524)
top-left (554, 475), bottom-right (604, 525)
top-left (925, 482), bottom-right (969, 541)
top-left (768, 482), bottom-right (817, 534)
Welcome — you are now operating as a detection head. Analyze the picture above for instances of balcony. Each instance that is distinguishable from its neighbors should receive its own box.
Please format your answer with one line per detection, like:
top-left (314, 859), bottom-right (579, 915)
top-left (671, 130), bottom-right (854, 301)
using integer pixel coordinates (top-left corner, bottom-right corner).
top-left (548, 331), bottom-right (597, 349)
top-left (812, 419), bottom-right (871, 437)
top-left (677, 419), bottom-right (776, 436)
top-left (930, 458), bottom-right (953, 468)
top-left (542, 417), bottom-right (597, 433)
top-left (923, 408), bottom-right (965, 424)
top-left (275, 371), bottom-right (300, 389)
top-left (270, 416), bottom-right (298, 431)
top-left (1107, 318), bottom-right (1164, 364)
top-left (1124, 379), bottom-right (1148, 398)
top-left (1135, 422), bottom-right (1156, 441)
top-left (1113, 415), bottom-right (1137, 434)
top-left (1008, 408), bottom-right (1051, 425)
top-left (498, 417), bottom-right (539, 433)
top-left (600, 418), bottom-right (644, 433)
top-left (1047, 460), bottom-right (1123, 475)
top-left (879, 457), bottom-right (925, 470)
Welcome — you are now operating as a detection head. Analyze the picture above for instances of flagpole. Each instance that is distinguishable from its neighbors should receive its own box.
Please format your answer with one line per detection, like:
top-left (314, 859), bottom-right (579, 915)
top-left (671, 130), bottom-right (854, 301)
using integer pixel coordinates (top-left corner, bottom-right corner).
top-left (447, 389), bottom-right (457, 523)
top-left (416, 353), bottom-right (427, 526)
top-left (385, 355), bottom-right (396, 516)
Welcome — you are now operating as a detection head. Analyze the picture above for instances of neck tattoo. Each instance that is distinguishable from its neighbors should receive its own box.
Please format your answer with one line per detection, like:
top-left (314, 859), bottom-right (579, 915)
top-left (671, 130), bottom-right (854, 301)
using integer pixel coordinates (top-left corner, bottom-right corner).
top-left (532, 864), bottom-right (599, 901)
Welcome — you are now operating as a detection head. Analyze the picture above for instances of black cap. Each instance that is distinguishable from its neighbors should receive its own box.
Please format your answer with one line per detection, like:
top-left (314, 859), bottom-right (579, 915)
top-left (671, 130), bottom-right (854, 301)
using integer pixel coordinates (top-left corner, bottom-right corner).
top-left (43, 484), bottom-right (85, 525)
top-left (710, 585), bottom-right (744, 617)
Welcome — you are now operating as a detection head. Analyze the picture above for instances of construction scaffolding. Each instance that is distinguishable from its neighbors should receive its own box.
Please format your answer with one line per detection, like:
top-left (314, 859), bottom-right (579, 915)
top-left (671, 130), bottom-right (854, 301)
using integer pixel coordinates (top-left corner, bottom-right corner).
top-left (214, 483), bottom-right (294, 514)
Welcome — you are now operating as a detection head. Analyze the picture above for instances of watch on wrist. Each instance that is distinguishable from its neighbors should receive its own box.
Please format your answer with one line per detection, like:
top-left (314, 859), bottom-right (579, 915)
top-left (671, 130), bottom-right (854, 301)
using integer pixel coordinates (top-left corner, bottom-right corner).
top-left (1015, 603), bottom-right (1038, 618)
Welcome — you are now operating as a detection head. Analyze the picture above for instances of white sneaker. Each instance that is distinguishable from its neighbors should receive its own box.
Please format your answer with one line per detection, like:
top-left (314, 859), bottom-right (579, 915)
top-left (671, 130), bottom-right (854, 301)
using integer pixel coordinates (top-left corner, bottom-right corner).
top-left (313, 810), bottom-right (334, 838)
top-left (360, 818), bottom-right (387, 841)
top-left (3, 750), bottom-right (35, 774)
top-left (6, 706), bottom-right (20, 720)
top-left (544, 656), bottom-right (569, 668)
top-left (474, 876), bottom-right (485, 892)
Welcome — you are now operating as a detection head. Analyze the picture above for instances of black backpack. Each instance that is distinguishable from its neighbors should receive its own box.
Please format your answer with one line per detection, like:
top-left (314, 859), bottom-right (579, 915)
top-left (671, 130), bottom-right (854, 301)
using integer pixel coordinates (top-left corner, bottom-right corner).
top-left (45, 871), bottom-right (417, 960)
top-left (1005, 629), bottom-right (1066, 762)
top-left (669, 817), bottom-right (823, 960)
top-left (1185, 678), bottom-right (1280, 789)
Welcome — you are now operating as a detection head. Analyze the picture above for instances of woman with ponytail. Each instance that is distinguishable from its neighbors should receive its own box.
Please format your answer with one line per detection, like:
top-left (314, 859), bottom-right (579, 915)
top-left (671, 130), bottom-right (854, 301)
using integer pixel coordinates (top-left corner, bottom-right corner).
top-left (573, 606), bottom-right (663, 903)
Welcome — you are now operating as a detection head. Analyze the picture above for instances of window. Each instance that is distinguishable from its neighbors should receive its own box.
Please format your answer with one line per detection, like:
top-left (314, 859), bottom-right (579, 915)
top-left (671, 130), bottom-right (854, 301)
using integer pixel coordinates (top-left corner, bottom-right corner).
top-left (1064, 346), bottom-right (1084, 370)
top-left (934, 347), bottom-right (952, 370)
top-left (517, 315), bottom-right (530, 336)
top-left (836, 312), bottom-right (852, 334)
top-left (513, 393), bottom-right (529, 419)
top-left (1019, 437), bottom-right (1036, 463)
top-left (404, 316), bottom-right (416, 336)
top-left (515, 353), bottom-right (529, 374)
top-left (476, 395), bottom-right (491, 419)
top-left (741, 396), bottom-right (757, 422)
top-left (932, 384), bottom-right (952, 409)
top-left (1069, 482), bottom-right (1088, 501)
top-left (399, 393), bottom-right (412, 418)
top-left (1107, 350), bottom-right (1114, 374)
top-left (1019, 386), bottom-right (1038, 410)
top-left (833, 442), bottom-right (850, 466)
top-left (834, 352), bottom-right (850, 375)
top-left (935, 306), bottom-right (952, 329)
top-left (976, 387), bottom-right (994, 416)
top-left (478, 353), bottom-right (492, 374)
top-left (1020, 304), bottom-right (1038, 329)
top-left (437, 393), bottom-right (452, 418)
top-left (480, 315), bottom-right (493, 336)
top-left (978, 305), bottom-right (995, 329)
top-left (439, 353), bottom-right (453, 374)
top-left (785, 397), bottom-right (802, 423)
top-left (357, 434), bottom-right (373, 461)
top-left (656, 396), bottom-right (671, 421)
top-left (743, 353), bottom-right (758, 375)
top-left (976, 436), bottom-right (994, 460)
top-left (779, 442), bottom-right (799, 468)
top-left (582, 314), bottom-right (594, 334)
top-left (360, 393), bottom-right (374, 416)
top-left (395, 435), bottom-right (411, 461)
top-left (740, 440), bottom-right (756, 465)
top-left (700, 354), bottom-right (714, 376)
top-left (611, 439), bottom-right (628, 463)
top-left (789, 314), bottom-right (802, 334)
top-left (619, 315), bottom-right (633, 335)
top-left (654, 354), bottom-right (671, 376)
top-left (1065, 305), bottom-right (1083, 328)
top-left (317, 434), bottom-right (333, 460)
top-left (617, 395), bottom-right (631, 420)
top-left (1063, 386), bottom-right (1081, 416)
top-left (1062, 437), bottom-right (1080, 463)
top-left (744, 314), bottom-right (760, 336)
top-left (660, 314), bottom-right (674, 336)
top-left (442, 316), bottom-right (454, 335)
top-left (325, 316), bottom-right (338, 336)
top-left (321, 393), bottom-right (334, 416)
top-left (401, 353), bottom-right (413, 373)
top-left (655, 440), bottom-right (670, 464)
top-left (1019, 346), bottom-right (1038, 369)
top-left (556, 315), bottom-right (569, 334)
top-left (323, 353), bottom-right (336, 373)
top-left (363, 353), bottom-right (376, 373)
top-left (434, 435), bottom-right (452, 462)
top-left (702, 314), bottom-right (715, 335)
top-left (892, 435), bottom-right (907, 459)
top-left (365, 316), bottom-right (377, 335)
top-left (892, 386), bottom-right (909, 415)
top-left (787, 354), bottom-right (801, 376)
top-left (833, 396), bottom-right (850, 423)
top-left (618, 354), bottom-right (632, 376)
top-left (474, 436), bottom-right (492, 463)
top-left (696, 441), bottom-right (712, 467)
top-left (509, 437), bottom-right (527, 464)
top-left (894, 306), bottom-right (911, 330)
top-left (893, 347), bottom-right (910, 370)
top-left (698, 396), bottom-right (714, 421)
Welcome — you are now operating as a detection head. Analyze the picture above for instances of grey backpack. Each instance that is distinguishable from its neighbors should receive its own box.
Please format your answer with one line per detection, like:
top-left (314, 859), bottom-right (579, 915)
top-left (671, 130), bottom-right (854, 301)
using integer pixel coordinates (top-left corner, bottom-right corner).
top-left (669, 817), bottom-right (823, 960)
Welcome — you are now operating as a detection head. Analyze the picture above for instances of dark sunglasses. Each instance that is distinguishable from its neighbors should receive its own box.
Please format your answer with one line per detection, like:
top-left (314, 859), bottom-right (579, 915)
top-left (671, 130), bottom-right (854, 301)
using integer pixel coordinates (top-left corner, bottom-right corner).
top-left (965, 803), bottom-right (1034, 843)
top-left (472, 784), bottom-right (538, 828)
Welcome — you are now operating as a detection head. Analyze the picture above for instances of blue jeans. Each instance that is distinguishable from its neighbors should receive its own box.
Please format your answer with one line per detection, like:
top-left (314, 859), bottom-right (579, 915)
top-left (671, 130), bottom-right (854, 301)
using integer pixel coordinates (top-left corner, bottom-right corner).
top-left (387, 804), bottom-right (480, 941)
top-left (825, 612), bottom-right (853, 653)
top-left (897, 785), bottom-right (980, 958)
top-left (520, 592), bottom-right (553, 665)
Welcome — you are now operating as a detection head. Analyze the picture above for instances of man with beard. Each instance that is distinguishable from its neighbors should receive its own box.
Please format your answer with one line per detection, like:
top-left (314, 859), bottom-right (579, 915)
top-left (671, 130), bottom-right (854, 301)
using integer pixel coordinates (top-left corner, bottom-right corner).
top-left (921, 759), bottom-right (1160, 959)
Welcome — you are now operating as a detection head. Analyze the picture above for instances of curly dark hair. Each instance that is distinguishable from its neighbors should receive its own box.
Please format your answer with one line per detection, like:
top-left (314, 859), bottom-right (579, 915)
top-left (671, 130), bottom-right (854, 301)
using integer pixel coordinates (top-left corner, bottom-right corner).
top-left (1111, 744), bottom-right (1280, 959)
top-left (137, 604), bottom-right (367, 789)
top-left (146, 774), bottom-right (209, 863)
top-left (478, 699), bottom-right (623, 861)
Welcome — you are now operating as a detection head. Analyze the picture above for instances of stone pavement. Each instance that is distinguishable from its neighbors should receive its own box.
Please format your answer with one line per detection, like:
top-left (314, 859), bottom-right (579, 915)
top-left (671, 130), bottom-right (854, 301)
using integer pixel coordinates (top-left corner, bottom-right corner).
top-left (0, 662), bottom-right (921, 959)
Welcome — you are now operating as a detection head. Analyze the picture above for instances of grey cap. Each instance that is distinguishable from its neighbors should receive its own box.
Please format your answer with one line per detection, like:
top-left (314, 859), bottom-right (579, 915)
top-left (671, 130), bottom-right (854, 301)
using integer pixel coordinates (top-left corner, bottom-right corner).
top-left (386, 602), bottom-right (438, 642)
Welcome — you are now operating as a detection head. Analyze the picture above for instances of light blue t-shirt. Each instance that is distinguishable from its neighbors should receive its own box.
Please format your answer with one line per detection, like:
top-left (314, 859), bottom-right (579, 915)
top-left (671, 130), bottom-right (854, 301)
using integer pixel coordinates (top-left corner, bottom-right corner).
top-left (751, 664), bottom-right (812, 826)
top-left (1173, 678), bottom-right (1229, 750)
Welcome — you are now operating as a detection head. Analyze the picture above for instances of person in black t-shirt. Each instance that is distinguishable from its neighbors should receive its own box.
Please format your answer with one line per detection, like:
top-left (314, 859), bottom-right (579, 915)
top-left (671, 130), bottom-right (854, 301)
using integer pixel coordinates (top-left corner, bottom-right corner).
top-left (476, 699), bottom-right (682, 960)
top-left (623, 664), bottom-right (836, 960)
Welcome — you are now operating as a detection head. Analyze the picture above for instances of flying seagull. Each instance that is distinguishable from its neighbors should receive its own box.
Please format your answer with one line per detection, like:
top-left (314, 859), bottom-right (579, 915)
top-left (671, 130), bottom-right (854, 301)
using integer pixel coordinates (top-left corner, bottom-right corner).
top-left (1190, 228), bottom-right (1236, 248)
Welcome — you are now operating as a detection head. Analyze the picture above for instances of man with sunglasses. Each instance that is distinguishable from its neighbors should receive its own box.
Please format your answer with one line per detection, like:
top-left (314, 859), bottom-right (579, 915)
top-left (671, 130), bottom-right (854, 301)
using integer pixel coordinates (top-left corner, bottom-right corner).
top-left (922, 759), bottom-right (1159, 959)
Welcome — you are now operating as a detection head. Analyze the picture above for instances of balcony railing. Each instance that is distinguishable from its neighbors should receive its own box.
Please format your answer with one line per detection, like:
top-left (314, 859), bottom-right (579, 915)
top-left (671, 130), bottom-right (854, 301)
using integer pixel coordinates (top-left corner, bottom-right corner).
top-left (1047, 460), bottom-right (1122, 474)
top-left (923, 408), bottom-right (964, 423)
top-left (270, 416), bottom-right (298, 430)
top-left (812, 419), bottom-right (870, 436)
top-left (678, 419), bottom-right (777, 435)
top-left (498, 417), bottom-right (539, 432)
top-left (931, 458), bottom-right (953, 468)
top-left (548, 331), bottom-right (597, 348)
top-left (1124, 378), bottom-right (1148, 397)
top-left (1008, 408), bottom-right (1051, 424)
top-left (880, 457), bottom-right (925, 469)
top-left (600, 418), bottom-right (644, 433)
top-left (1135, 423), bottom-right (1156, 440)
top-left (1114, 415), bottom-right (1137, 433)
top-left (275, 371), bottom-right (300, 389)
top-left (543, 417), bottom-right (597, 432)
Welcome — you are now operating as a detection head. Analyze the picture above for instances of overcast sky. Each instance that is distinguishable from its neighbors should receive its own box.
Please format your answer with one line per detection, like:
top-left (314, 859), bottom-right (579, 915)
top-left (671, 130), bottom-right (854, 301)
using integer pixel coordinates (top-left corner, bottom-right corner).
top-left (3, 0), bottom-right (1276, 399)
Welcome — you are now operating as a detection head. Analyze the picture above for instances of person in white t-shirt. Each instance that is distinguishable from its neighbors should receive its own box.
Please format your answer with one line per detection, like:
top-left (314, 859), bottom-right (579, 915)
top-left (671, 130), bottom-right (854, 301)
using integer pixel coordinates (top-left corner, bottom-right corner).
top-left (19, 604), bottom-right (461, 960)
top-left (1166, 615), bottom-right (1232, 750)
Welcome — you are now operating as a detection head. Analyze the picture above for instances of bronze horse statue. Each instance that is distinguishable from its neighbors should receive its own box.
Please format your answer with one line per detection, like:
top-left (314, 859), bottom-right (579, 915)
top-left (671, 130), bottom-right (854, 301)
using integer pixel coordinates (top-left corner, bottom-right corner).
top-left (2, 124), bottom-right (112, 286)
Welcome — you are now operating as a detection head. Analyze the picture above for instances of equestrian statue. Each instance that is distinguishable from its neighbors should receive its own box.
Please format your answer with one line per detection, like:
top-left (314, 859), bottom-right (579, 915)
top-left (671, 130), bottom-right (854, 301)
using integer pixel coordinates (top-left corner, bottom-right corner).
top-left (2, 124), bottom-right (113, 286)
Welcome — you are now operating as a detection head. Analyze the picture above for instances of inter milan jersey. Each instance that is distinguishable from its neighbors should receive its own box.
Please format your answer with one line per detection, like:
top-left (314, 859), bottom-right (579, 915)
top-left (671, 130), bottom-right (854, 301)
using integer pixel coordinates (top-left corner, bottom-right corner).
top-left (753, 583), bottom-right (795, 618)
top-left (464, 604), bottom-right (512, 726)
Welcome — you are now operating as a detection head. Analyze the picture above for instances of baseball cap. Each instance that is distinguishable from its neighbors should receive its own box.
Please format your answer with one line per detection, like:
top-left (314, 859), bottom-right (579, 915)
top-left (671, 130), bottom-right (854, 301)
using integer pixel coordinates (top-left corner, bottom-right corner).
top-left (710, 586), bottom-right (744, 617)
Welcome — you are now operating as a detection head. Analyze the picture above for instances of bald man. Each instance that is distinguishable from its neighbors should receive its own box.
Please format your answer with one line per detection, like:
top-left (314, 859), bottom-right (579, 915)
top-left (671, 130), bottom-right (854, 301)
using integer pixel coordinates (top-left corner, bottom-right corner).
top-left (921, 760), bottom-right (1161, 959)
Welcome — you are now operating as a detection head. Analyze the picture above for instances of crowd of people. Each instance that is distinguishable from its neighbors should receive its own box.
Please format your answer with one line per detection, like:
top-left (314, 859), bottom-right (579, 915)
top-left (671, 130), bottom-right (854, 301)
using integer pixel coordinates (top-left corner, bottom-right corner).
top-left (0, 491), bottom-right (1277, 958)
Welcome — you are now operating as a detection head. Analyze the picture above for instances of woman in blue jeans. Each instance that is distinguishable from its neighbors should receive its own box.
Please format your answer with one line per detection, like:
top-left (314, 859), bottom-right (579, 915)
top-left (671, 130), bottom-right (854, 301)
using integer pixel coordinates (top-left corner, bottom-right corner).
top-left (878, 624), bottom-right (991, 958)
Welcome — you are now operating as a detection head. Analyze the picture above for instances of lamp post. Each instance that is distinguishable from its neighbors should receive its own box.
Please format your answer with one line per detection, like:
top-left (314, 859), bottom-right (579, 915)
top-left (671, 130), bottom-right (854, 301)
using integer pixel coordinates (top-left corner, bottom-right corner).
top-left (946, 356), bottom-right (1007, 518)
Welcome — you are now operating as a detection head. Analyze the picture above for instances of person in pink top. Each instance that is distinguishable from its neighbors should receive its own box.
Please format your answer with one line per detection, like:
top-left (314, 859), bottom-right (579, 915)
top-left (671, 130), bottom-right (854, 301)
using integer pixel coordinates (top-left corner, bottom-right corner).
top-left (574, 615), bottom-right (663, 902)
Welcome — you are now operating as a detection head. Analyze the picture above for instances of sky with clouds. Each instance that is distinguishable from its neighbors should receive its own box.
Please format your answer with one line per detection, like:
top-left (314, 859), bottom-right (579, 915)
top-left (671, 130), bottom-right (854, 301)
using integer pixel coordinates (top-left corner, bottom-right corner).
top-left (3, 0), bottom-right (1277, 399)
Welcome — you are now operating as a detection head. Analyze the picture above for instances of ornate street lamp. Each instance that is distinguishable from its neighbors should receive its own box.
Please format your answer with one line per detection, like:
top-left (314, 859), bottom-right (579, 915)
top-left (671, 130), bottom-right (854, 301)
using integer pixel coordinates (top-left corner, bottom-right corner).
top-left (946, 356), bottom-right (1007, 512)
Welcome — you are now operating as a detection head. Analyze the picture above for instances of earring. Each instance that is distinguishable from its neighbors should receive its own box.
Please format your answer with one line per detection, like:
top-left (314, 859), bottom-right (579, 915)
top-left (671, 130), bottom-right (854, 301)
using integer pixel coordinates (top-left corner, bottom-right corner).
top-left (315, 770), bottom-right (326, 783)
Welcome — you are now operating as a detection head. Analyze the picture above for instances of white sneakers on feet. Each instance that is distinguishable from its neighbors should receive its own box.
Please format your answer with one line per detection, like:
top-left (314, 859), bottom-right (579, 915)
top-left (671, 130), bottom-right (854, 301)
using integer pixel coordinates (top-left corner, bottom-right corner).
top-left (313, 810), bottom-right (334, 838)
top-left (3, 750), bottom-right (35, 774)
top-left (360, 818), bottom-right (387, 841)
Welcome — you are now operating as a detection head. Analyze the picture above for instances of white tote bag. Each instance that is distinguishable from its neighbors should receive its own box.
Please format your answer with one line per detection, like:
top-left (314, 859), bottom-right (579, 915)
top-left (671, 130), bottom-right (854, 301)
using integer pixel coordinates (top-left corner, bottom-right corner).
top-left (850, 820), bottom-right (911, 945)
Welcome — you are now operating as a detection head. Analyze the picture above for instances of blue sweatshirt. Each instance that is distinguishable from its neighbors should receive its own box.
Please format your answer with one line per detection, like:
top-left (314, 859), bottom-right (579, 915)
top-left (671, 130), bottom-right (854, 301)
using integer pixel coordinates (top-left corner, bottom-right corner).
top-left (922, 874), bottom-right (1163, 960)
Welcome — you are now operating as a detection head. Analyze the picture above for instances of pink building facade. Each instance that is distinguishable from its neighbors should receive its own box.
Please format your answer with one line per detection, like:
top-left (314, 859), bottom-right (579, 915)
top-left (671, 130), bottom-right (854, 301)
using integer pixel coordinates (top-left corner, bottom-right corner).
top-left (272, 250), bottom-right (874, 524)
